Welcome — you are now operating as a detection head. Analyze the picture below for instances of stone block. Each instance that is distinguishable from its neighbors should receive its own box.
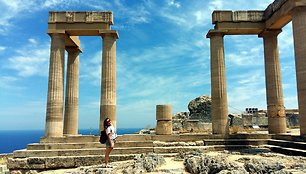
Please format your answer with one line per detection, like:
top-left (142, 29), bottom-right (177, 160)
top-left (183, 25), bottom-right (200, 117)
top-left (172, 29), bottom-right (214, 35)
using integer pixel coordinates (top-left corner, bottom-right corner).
top-left (212, 11), bottom-right (232, 24)
top-left (27, 158), bottom-right (45, 169)
top-left (232, 11), bottom-right (264, 22)
top-left (156, 121), bottom-right (172, 135)
top-left (183, 120), bottom-right (212, 132)
top-left (74, 156), bottom-right (102, 166)
top-left (7, 158), bottom-right (29, 169)
top-left (45, 157), bottom-right (75, 169)
top-left (156, 105), bottom-right (172, 121)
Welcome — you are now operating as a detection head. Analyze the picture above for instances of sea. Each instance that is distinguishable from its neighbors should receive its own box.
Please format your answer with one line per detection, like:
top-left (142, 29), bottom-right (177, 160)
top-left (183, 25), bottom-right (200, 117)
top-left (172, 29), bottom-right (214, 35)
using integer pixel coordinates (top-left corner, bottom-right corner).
top-left (0, 128), bottom-right (142, 154)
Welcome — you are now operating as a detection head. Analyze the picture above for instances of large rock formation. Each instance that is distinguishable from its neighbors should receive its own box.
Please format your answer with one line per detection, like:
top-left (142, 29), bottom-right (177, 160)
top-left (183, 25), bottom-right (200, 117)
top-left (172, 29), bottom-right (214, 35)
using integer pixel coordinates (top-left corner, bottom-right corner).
top-left (173, 95), bottom-right (212, 133)
top-left (188, 95), bottom-right (212, 122)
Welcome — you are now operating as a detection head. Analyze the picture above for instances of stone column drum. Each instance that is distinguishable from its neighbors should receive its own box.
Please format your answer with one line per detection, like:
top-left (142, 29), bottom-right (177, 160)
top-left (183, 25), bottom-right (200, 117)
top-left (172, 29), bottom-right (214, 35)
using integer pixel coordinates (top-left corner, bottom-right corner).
top-left (156, 105), bottom-right (172, 135)
top-left (63, 47), bottom-right (80, 136)
top-left (45, 33), bottom-right (66, 137)
top-left (100, 33), bottom-right (117, 131)
top-left (155, 105), bottom-right (172, 135)
top-left (208, 32), bottom-right (228, 135)
top-left (261, 30), bottom-right (286, 134)
top-left (292, 7), bottom-right (306, 136)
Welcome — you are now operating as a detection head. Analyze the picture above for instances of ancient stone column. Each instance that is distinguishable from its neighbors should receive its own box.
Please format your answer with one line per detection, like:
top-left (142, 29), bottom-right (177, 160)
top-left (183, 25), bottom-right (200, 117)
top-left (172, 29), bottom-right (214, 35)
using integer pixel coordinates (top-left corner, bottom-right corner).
top-left (63, 47), bottom-right (80, 136)
top-left (260, 30), bottom-right (287, 134)
top-left (45, 33), bottom-right (66, 137)
top-left (100, 32), bottom-right (117, 131)
top-left (156, 105), bottom-right (172, 135)
top-left (292, 7), bottom-right (306, 136)
top-left (208, 32), bottom-right (228, 135)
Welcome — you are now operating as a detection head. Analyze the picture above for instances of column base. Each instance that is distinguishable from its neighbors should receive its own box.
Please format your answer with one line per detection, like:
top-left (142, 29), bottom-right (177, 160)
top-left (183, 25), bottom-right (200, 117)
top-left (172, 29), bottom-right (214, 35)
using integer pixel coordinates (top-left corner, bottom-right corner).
top-left (268, 117), bottom-right (286, 134)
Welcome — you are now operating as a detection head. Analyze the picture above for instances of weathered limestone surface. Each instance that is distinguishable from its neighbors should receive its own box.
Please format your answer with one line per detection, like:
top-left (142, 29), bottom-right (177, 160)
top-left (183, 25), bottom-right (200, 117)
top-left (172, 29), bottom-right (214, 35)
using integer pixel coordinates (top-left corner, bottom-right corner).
top-left (45, 33), bottom-right (66, 137)
top-left (100, 32), bottom-right (117, 130)
top-left (292, 7), bottom-right (306, 136)
top-left (48, 11), bottom-right (113, 35)
top-left (188, 95), bottom-right (211, 121)
top-left (156, 105), bottom-right (172, 121)
top-left (156, 105), bottom-right (172, 135)
top-left (209, 33), bottom-right (228, 135)
top-left (63, 47), bottom-right (80, 135)
top-left (212, 11), bottom-right (264, 23)
top-left (261, 29), bottom-right (286, 134)
top-left (156, 121), bottom-right (172, 135)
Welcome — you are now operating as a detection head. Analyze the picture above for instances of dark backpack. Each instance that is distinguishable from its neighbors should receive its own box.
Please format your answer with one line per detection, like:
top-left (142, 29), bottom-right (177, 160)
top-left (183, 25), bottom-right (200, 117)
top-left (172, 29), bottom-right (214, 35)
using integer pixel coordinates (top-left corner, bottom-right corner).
top-left (99, 130), bottom-right (107, 144)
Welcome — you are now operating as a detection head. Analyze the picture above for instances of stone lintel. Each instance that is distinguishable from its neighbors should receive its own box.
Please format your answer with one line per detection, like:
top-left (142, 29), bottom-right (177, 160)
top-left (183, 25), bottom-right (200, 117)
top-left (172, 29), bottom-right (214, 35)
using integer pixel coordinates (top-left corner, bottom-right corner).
top-left (215, 22), bottom-right (265, 35)
top-left (48, 11), bottom-right (113, 25)
top-left (258, 29), bottom-right (282, 38)
top-left (100, 30), bottom-right (119, 39)
top-left (265, 0), bottom-right (306, 29)
top-left (212, 10), bottom-right (265, 24)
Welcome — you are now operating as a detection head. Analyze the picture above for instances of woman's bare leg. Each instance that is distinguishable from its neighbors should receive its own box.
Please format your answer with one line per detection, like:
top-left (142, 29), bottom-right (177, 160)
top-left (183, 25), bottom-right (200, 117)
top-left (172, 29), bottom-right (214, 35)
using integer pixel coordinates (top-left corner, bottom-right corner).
top-left (104, 147), bottom-right (113, 165)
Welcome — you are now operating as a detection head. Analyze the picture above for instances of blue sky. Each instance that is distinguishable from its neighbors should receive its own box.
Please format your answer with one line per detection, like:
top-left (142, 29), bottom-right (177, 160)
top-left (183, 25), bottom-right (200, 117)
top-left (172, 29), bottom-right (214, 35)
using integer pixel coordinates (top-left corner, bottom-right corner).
top-left (0, 0), bottom-right (298, 130)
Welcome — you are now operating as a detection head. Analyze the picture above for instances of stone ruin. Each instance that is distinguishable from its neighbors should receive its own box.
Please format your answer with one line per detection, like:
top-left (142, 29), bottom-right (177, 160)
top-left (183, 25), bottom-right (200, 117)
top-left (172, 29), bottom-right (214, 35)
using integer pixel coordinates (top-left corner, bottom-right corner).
top-left (5, 0), bottom-right (306, 172)
top-left (173, 95), bottom-right (212, 133)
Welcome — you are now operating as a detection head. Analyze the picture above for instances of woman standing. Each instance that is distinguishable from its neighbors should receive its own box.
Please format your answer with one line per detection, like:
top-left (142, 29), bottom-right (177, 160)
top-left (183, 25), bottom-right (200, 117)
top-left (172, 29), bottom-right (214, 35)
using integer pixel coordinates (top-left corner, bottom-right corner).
top-left (103, 117), bottom-right (117, 168)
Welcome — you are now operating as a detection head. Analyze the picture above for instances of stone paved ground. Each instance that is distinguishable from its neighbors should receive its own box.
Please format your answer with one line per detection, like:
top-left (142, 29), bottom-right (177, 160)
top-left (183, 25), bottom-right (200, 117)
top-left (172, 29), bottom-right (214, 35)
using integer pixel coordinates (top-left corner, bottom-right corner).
top-left (36, 150), bottom-right (306, 174)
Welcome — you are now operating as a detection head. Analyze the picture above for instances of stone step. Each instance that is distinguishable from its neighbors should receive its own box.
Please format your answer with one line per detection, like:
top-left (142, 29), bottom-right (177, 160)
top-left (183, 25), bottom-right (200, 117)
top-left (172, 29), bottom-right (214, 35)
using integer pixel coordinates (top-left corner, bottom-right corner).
top-left (40, 133), bottom-right (271, 143)
top-left (14, 144), bottom-right (261, 158)
top-left (40, 135), bottom-right (99, 143)
top-left (203, 139), bottom-right (268, 146)
top-left (8, 153), bottom-right (179, 170)
top-left (271, 134), bottom-right (306, 142)
top-left (8, 154), bottom-right (135, 170)
top-left (268, 139), bottom-right (306, 150)
top-left (264, 145), bottom-right (306, 157)
top-left (27, 141), bottom-right (154, 150)
top-left (13, 147), bottom-right (154, 158)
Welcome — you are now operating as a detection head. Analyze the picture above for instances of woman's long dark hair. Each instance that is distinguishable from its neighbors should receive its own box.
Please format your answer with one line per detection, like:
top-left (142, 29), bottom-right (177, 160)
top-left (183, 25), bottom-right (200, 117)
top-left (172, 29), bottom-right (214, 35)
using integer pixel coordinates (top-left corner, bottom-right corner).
top-left (104, 118), bottom-right (111, 130)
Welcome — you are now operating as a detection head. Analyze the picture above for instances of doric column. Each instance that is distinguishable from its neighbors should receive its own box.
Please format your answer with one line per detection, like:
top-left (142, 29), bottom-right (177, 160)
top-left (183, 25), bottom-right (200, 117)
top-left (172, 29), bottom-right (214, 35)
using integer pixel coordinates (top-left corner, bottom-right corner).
top-left (208, 32), bottom-right (228, 135)
top-left (100, 32), bottom-right (118, 131)
top-left (45, 33), bottom-right (66, 137)
top-left (63, 47), bottom-right (80, 136)
top-left (260, 29), bottom-right (286, 134)
top-left (292, 7), bottom-right (306, 136)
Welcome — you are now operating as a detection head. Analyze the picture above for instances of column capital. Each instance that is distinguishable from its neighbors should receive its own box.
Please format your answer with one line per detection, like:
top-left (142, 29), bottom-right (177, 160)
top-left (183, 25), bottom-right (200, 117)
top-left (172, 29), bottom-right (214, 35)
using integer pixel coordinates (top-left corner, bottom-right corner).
top-left (48, 32), bottom-right (66, 38)
top-left (206, 29), bottom-right (225, 38)
top-left (258, 29), bottom-right (282, 38)
top-left (100, 30), bottom-right (119, 39)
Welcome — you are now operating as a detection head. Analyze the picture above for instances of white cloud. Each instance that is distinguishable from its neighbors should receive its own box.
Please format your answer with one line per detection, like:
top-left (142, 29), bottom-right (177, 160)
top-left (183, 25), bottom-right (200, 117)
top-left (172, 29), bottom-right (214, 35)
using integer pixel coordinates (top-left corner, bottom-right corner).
top-left (0, 0), bottom-right (38, 34)
top-left (0, 75), bottom-right (18, 89)
top-left (0, 46), bottom-right (6, 51)
top-left (28, 38), bottom-right (38, 45)
top-left (6, 40), bottom-right (50, 77)
top-left (208, 0), bottom-right (223, 11)
top-left (167, 0), bottom-right (180, 8)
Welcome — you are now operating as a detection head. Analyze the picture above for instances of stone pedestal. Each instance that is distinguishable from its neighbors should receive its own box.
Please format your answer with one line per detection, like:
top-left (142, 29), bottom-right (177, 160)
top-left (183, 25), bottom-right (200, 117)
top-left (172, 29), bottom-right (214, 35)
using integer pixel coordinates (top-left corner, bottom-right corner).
top-left (63, 47), bottom-right (80, 135)
top-left (292, 7), bottom-right (306, 136)
top-left (100, 33), bottom-right (117, 130)
top-left (156, 105), bottom-right (172, 135)
top-left (208, 32), bottom-right (228, 135)
top-left (260, 29), bottom-right (286, 134)
top-left (45, 33), bottom-right (66, 137)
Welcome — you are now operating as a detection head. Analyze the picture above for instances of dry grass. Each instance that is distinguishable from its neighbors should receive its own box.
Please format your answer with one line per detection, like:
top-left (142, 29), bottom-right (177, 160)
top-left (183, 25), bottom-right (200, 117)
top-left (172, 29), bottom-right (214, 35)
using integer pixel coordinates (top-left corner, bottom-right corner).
top-left (0, 158), bottom-right (7, 165)
top-left (229, 126), bottom-right (257, 134)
